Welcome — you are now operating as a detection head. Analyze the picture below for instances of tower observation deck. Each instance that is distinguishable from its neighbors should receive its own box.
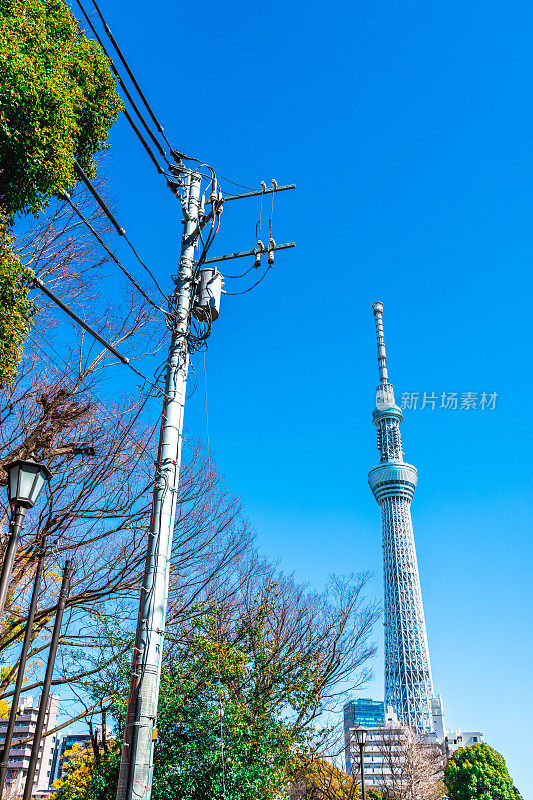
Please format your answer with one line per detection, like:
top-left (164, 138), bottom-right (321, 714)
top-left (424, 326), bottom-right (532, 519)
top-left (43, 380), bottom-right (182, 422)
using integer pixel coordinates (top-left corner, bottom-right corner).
top-left (368, 302), bottom-right (434, 732)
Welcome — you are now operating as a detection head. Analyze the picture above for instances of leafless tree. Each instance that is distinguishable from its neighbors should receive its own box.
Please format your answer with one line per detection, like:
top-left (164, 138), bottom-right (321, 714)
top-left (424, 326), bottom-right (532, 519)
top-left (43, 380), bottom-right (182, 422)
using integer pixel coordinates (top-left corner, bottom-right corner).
top-left (369, 726), bottom-right (445, 800)
top-left (0, 189), bottom-right (253, 734)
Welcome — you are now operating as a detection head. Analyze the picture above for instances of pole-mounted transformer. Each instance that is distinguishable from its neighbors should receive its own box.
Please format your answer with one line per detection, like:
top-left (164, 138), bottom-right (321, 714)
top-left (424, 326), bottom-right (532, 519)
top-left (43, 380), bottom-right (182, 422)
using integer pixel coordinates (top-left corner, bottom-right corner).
top-left (192, 268), bottom-right (223, 322)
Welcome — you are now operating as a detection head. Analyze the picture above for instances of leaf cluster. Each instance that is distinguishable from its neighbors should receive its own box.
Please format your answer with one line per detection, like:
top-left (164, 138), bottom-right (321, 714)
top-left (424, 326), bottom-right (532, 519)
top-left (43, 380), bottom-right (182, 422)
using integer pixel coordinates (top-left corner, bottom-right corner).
top-left (444, 743), bottom-right (521, 800)
top-left (0, 223), bottom-right (35, 384)
top-left (0, 0), bottom-right (122, 220)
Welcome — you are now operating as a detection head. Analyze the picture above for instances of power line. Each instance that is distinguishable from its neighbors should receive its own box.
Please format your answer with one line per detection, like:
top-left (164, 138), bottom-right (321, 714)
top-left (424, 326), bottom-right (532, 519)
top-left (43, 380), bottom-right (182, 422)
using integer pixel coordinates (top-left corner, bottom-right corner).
top-left (32, 276), bottom-right (168, 399)
top-left (122, 234), bottom-right (168, 300)
top-left (26, 332), bottom-right (160, 469)
top-left (72, 160), bottom-right (168, 299)
top-left (88, 0), bottom-right (173, 151)
top-left (60, 191), bottom-right (168, 314)
top-left (74, 0), bottom-right (267, 205)
top-left (74, 160), bottom-right (125, 236)
top-left (73, 0), bottom-right (170, 175)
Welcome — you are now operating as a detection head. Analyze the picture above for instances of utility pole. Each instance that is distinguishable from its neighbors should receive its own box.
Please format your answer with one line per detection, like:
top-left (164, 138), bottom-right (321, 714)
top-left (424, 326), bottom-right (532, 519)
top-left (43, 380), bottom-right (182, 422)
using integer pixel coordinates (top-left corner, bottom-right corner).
top-left (116, 171), bottom-right (202, 800)
top-left (116, 170), bottom-right (295, 800)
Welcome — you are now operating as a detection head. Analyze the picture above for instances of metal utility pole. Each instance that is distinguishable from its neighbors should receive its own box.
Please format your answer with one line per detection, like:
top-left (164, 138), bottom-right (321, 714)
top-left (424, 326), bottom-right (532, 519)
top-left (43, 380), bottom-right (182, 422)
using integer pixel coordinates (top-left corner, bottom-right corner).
top-left (0, 540), bottom-right (47, 799)
top-left (116, 171), bottom-right (202, 800)
top-left (22, 560), bottom-right (71, 800)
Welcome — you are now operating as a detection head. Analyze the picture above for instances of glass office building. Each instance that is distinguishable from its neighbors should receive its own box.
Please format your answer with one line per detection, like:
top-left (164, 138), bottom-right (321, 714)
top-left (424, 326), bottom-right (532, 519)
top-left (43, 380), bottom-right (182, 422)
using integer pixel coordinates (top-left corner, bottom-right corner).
top-left (343, 698), bottom-right (385, 772)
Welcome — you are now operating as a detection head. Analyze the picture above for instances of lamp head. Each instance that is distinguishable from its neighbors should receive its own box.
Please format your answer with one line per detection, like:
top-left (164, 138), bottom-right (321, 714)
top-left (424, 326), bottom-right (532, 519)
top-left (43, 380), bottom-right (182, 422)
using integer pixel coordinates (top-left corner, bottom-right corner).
top-left (354, 724), bottom-right (367, 747)
top-left (4, 458), bottom-right (52, 509)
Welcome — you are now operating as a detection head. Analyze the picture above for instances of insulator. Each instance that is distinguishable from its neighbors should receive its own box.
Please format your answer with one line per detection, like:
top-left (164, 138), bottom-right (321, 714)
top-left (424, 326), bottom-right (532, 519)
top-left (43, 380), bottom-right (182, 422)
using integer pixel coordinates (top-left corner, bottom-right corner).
top-left (254, 251), bottom-right (261, 268)
top-left (210, 178), bottom-right (217, 204)
top-left (268, 237), bottom-right (275, 266)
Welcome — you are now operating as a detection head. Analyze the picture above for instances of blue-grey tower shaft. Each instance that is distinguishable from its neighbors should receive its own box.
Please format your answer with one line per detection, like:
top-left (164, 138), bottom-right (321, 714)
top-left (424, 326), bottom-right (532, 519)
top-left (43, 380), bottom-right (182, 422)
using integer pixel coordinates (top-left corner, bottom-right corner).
top-left (368, 302), bottom-right (434, 732)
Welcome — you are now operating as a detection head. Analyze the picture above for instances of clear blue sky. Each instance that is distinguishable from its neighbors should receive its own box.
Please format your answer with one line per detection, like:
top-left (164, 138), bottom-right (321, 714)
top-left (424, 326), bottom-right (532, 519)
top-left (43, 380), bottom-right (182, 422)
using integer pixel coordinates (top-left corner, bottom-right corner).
top-left (70, 0), bottom-right (532, 794)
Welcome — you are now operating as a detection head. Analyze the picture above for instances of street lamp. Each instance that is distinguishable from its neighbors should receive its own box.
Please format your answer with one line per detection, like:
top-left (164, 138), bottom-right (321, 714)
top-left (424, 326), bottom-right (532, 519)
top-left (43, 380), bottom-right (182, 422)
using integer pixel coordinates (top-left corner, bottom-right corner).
top-left (353, 724), bottom-right (368, 800)
top-left (0, 458), bottom-right (51, 619)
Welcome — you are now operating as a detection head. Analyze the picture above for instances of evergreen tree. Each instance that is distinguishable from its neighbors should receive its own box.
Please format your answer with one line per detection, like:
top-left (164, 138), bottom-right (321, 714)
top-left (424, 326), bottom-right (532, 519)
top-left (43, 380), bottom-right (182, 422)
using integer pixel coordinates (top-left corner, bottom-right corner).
top-left (444, 743), bottom-right (521, 800)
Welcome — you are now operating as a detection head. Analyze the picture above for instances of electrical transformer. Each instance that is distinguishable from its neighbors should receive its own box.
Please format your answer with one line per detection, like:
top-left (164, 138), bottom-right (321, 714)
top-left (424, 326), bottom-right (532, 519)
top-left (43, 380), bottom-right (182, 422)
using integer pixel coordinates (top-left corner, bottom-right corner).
top-left (192, 268), bottom-right (223, 322)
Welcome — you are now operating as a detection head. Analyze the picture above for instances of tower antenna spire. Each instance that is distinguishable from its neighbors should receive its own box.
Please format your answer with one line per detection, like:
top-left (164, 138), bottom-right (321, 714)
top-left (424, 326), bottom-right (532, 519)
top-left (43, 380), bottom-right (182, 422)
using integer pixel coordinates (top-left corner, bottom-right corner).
top-left (368, 302), bottom-right (434, 733)
top-left (372, 301), bottom-right (389, 384)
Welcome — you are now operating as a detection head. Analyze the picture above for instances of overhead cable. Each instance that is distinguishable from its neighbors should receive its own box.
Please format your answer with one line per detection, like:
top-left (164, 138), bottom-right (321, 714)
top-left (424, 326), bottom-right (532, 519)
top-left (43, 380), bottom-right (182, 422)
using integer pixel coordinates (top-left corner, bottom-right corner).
top-left (26, 332), bottom-right (161, 455)
top-left (88, 0), bottom-right (173, 150)
top-left (32, 277), bottom-right (168, 399)
top-left (60, 191), bottom-right (168, 314)
top-left (122, 234), bottom-right (168, 300)
top-left (73, 0), bottom-right (169, 172)
top-left (74, 160), bottom-right (125, 235)
top-left (72, 161), bottom-right (167, 298)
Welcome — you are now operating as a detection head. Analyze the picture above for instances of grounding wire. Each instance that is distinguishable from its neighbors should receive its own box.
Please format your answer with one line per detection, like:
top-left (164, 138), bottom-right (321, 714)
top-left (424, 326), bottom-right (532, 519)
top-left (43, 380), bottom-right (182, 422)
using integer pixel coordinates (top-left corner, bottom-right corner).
top-left (88, 0), bottom-right (173, 150)
top-left (73, 0), bottom-right (170, 172)
top-left (60, 191), bottom-right (169, 315)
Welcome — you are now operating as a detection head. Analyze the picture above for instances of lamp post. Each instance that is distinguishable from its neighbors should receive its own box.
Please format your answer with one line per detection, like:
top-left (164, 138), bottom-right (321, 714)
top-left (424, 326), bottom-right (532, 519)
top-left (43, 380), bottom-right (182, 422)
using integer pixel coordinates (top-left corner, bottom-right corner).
top-left (354, 724), bottom-right (367, 800)
top-left (0, 459), bottom-right (51, 620)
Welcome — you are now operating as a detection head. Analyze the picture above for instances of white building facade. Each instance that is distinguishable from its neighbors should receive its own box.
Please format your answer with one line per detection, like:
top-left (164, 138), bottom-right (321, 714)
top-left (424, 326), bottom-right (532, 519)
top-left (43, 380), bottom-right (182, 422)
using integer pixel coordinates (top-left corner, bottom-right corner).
top-left (348, 697), bottom-right (484, 791)
top-left (0, 694), bottom-right (59, 796)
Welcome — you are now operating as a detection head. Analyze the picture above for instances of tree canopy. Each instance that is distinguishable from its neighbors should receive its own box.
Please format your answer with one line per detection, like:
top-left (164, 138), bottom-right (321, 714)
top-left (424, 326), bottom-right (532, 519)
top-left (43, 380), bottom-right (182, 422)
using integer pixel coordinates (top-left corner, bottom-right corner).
top-left (0, 0), bottom-right (122, 220)
top-left (0, 0), bottom-right (122, 381)
top-left (0, 226), bottom-right (34, 384)
top-left (444, 743), bottom-right (521, 800)
top-left (51, 569), bottom-right (377, 800)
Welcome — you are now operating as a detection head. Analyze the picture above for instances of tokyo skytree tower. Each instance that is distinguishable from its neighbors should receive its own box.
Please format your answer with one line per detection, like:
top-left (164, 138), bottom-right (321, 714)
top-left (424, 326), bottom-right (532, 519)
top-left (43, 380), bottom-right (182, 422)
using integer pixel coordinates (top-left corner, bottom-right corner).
top-left (368, 302), bottom-right (434, 732)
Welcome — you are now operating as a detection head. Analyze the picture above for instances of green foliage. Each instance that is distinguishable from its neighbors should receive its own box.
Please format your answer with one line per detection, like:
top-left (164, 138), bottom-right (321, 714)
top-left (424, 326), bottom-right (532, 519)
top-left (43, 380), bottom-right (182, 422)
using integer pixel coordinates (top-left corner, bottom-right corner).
top-left (0, 0), bottom-right (122, 219)
top-left (54, 573), bottom-right (376, 800)
top-left (54, 626), bottom-right (302, 800)
top-left (444, 743), bottom-right (521, 800)
top-left (52, 744), bottom-right (120, 800)
top-left (0, 224), bottom-right (34, 384)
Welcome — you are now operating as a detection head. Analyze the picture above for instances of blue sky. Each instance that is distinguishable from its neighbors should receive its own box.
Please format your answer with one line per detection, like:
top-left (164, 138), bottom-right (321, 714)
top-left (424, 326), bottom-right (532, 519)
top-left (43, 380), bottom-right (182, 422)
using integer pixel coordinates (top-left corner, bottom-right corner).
top-left (67, 0), bottom-right (533, 793)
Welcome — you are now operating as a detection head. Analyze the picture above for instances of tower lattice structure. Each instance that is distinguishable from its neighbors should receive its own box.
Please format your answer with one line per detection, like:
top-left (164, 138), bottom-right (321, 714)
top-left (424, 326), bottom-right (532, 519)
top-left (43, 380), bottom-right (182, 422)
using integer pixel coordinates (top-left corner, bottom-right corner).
top-left (368, 302), bottom-right (434, 732)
